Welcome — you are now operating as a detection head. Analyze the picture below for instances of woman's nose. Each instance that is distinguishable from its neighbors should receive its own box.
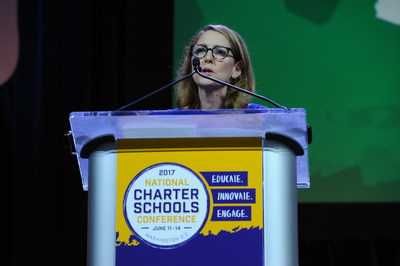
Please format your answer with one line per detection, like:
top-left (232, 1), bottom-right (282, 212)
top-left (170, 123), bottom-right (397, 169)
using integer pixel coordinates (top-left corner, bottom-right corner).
top-left (203, 49), bottom-right (214, 62)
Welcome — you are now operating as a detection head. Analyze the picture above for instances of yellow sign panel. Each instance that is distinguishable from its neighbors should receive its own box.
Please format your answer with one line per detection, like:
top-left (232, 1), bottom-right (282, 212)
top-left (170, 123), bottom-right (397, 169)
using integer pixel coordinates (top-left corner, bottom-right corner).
top-left (116, 137), bottom-right (263, 250)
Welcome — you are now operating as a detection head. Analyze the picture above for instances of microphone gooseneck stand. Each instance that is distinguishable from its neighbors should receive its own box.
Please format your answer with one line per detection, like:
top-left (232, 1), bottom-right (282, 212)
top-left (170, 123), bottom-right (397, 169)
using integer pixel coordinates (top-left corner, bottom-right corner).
top-left (116, 57), bottom-right (286, 111)
top-left (116, 70), bottom-right (196, 111)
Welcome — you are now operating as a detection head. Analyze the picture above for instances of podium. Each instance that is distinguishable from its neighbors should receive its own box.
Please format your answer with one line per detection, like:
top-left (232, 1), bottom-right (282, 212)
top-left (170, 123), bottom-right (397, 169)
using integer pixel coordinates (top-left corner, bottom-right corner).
top-left (69, 108), bottom-right (310, 266)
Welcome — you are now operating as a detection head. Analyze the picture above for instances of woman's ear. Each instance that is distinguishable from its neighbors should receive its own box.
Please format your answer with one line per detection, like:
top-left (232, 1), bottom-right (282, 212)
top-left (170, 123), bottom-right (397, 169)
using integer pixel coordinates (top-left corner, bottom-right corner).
top-left (231, 60), bottom-right (243, 79)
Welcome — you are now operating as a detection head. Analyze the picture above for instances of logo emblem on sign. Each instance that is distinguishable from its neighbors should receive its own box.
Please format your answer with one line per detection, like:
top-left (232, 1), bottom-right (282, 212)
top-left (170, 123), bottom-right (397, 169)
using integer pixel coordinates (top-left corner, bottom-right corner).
top-left (123, 163), bottom-right (209, 249)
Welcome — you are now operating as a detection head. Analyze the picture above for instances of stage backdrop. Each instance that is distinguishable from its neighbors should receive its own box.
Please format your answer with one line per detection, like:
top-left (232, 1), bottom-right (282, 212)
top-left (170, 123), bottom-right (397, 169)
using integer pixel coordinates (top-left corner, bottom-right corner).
top-left (173, 0), bottom-right (400, 202)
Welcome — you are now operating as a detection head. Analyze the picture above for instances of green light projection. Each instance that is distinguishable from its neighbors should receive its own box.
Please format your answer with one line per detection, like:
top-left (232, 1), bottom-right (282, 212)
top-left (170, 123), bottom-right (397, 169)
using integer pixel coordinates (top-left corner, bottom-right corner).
top-left (174, 0), bottom-right (400, 202)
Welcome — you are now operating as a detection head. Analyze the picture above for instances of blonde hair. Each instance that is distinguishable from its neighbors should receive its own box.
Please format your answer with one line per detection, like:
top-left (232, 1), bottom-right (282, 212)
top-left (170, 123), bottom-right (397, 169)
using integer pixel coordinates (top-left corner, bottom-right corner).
top-left (175, 24), bottom-right (256, 109)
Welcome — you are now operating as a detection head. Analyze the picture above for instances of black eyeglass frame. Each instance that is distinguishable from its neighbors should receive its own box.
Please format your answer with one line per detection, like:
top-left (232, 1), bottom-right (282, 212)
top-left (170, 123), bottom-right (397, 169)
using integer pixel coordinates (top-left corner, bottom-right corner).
top-left (191, 44), bottom-right (235, 60)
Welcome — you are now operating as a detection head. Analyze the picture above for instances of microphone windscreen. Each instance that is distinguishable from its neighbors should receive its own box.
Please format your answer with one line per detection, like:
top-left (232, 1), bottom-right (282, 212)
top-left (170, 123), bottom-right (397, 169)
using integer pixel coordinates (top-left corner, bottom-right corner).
top-left (192, 57), bottom-right (202, 72)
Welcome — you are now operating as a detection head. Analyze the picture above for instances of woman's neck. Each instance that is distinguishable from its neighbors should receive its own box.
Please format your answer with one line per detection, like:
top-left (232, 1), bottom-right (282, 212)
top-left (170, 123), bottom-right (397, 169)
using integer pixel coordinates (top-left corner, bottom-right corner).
top-left (198, 86), bottom-right (227, 109)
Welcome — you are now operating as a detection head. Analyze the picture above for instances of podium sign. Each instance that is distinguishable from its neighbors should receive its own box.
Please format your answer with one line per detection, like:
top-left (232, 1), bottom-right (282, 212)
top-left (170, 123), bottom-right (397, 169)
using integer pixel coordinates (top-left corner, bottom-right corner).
top-left (69, 109), bottom-right (310, 266)
top-left (116, 137), bottom-right (264, 265)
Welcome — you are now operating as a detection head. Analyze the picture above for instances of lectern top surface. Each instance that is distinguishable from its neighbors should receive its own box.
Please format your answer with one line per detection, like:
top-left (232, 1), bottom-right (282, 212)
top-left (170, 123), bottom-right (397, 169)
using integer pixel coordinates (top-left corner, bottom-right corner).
top-left (69, 108), bottom-right (309, 190)
top-left (70, 108), bottom-right (305, 117)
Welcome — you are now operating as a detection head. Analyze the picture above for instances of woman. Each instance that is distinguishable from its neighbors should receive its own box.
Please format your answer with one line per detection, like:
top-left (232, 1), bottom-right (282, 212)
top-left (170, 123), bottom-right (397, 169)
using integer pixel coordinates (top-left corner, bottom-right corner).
top-left (175, 24), bottom-right (265, 110)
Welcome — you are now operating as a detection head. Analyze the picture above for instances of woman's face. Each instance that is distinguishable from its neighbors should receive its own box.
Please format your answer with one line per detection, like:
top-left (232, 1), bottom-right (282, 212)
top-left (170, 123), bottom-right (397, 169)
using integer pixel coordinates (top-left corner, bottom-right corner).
top-left (192, 30), bottom-right (242, 89)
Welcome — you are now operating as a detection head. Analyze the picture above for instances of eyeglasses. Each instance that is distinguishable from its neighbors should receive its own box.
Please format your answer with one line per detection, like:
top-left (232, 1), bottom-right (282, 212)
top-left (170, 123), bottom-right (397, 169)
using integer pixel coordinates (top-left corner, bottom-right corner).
top-left (191, 44), bottom-right (234, 60)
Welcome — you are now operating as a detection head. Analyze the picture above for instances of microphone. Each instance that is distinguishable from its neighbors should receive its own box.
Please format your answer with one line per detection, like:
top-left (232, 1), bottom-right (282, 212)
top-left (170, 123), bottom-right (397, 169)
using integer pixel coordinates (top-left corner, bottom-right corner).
top-left (193, 57), bottom-right (202, 72)
top-left (194, 60), bottom-right (286, 109)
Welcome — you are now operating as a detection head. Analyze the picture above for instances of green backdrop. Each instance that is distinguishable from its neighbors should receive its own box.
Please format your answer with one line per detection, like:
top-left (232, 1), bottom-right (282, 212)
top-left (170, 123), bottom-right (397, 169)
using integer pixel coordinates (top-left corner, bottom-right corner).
top-left (173, 0), bottom-right (400, 202)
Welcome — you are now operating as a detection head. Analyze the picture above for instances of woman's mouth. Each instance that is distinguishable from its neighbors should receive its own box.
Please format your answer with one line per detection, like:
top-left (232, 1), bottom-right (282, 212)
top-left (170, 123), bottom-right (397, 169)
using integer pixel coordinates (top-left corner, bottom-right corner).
top-left (201, 67), bottom-right (214, 75)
